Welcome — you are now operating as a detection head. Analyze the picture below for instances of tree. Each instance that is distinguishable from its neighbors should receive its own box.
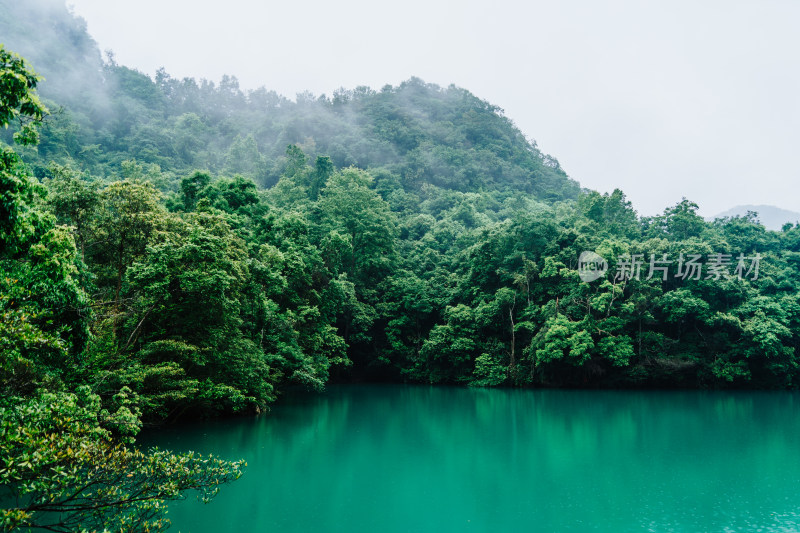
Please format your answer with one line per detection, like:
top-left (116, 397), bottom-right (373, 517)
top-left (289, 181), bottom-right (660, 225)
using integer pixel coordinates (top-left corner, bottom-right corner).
top-left (106, 211), bottom-right (276, 419)
top-left (0, 46), bottom-right (88, 391)
top-left (309, 155), bottom-right (333, 200)
top-left (316, 167), bottom-right (396, 288)
top-left (656, 198), bottom-right (706, 240)
top-left (45, 163), bottom-right (100, 259)
top-left (92, 179), bottom-right (165, 306)
top-left (0, 389), bottom-right (243, 532)
top-left (0, 46), bottom-right (243, 531)
top-left (579, 188), bottom-right (639, 237)
top-left (0, 45), bottom-right (47, 146)
top-left (1, 47), bottom-right (48, 255)
top-left (180, 170), bottom-right (211, 210)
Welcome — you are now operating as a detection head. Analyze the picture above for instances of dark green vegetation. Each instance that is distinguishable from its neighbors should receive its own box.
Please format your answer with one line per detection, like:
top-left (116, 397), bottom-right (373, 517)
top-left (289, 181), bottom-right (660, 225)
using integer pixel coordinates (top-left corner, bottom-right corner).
top-left (0, 45), bottom-right (243, 532)
top-left (3, 0), bottom-right (800, 530)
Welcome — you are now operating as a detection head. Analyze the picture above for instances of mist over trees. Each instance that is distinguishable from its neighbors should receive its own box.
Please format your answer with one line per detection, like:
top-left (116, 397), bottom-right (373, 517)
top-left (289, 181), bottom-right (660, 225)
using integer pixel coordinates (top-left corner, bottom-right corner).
top-left (0, 44), bottom-right (245, 532)
top-left (3, 1), bottom-right (800, 529)
top-left (3, 0), bottom-right (800, 409)
top-left (1, 0), bottom-right (578, 203)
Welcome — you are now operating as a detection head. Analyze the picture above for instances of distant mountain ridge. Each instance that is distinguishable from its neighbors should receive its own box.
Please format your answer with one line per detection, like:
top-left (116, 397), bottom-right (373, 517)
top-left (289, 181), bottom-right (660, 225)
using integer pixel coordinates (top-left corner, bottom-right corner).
top-left (0, 0), bottom-right (579, 202)
top-left (709, 205), bottom-right (800, 231)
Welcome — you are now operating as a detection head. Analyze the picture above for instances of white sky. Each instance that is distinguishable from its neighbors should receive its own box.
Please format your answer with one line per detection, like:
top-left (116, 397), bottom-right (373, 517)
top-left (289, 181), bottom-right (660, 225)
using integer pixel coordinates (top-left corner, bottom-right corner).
top-left (67, 0), bottom-right (800, 216)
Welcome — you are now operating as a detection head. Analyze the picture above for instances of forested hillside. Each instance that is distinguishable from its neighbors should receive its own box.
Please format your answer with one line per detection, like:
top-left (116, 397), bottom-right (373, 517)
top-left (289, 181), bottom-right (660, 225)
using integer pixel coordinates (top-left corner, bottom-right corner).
top-left (1, 0), bottom-right (578, 202)
top-left (3, 0), bottom-right (800, 413)
top-left (4, 2), bottom-right (800, 529)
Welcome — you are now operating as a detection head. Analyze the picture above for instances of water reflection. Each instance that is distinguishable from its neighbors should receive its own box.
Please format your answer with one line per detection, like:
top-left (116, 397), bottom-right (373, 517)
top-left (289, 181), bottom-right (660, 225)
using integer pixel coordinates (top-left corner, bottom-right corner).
top-left (141, 386), bottom-right (800, 532)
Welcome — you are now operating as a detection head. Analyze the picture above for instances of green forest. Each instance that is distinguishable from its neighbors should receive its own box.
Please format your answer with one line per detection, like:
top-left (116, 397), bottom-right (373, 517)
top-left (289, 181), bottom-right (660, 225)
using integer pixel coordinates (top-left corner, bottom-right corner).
top-left (3, 1), bottom-right (800, 531)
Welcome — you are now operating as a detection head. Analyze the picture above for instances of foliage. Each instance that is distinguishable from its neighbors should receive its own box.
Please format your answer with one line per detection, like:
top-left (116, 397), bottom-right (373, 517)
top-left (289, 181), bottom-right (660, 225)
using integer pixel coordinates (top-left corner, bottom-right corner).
top-left (0, 45), bottom-right (47, 146)
top-left (0, 390), bottom-right (244, 532)
top-left (5, 21), bottom-right (800, 529)
top-left (0, 43), bottom-right (243, 533)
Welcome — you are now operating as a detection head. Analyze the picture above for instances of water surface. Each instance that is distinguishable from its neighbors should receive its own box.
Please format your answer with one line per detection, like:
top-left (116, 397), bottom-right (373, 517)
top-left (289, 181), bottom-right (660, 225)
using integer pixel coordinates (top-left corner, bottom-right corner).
top-left (142, 385), bottom-right (800, 532)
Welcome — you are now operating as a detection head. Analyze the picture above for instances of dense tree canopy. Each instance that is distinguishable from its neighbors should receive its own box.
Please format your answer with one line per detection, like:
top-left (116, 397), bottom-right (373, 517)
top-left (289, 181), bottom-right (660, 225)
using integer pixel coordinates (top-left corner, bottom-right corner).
top-left (0, 45), bottom-right (243, 532)
top-left (3, 4), bottom-right (800, 529)
top-left (3, 0), bottom-right (799, 417)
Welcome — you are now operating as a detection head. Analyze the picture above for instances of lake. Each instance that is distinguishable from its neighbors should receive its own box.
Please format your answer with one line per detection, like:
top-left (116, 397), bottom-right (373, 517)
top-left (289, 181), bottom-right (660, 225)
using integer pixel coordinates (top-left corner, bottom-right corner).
top-left (141, 385), bottom-right (800, 532)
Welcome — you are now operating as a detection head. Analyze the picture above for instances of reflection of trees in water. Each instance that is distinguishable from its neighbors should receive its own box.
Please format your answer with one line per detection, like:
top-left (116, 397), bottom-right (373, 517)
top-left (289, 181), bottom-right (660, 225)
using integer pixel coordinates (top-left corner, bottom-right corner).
top-left (262, 387), bottom-right (800, 530)
top-left (148, 387), bottom-right (800, 532)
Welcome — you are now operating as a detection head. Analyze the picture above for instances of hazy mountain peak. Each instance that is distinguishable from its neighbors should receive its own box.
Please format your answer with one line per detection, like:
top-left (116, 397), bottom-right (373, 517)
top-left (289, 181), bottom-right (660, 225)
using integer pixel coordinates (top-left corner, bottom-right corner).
top-left (710, 204), bottom-right (800, 231)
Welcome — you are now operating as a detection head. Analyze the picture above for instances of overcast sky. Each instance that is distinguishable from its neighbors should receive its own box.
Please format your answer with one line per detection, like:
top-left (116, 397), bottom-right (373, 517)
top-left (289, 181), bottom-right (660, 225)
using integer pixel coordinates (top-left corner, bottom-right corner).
top-left (67, 0), bottom-right (800, 216)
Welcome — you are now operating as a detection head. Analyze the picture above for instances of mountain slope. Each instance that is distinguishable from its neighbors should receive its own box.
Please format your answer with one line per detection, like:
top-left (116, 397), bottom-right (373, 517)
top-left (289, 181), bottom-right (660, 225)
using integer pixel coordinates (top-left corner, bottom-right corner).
top-left (0, 0), bottom-right (579, 202)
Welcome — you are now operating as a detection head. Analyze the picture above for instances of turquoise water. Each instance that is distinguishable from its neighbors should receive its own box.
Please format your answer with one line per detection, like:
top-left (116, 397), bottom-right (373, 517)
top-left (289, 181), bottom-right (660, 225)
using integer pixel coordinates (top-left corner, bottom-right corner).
top-left (142, 385), bottom-right (800, 532)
